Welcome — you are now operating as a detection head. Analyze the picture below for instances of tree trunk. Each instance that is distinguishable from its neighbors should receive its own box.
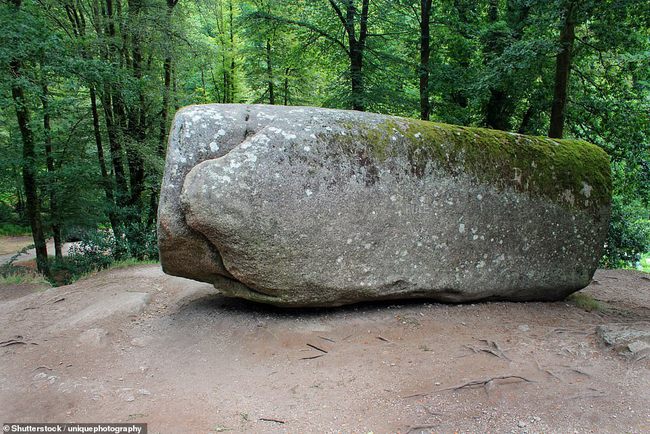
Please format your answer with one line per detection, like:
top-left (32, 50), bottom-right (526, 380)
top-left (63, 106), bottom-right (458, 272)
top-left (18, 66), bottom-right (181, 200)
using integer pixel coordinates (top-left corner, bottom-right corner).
top-left (266, 39), bottom-right (275, 104)
top-left (341, 0), bottom-right (369, 111)
top-left (159, 0), bottom-right (179, 155)
top-left (548, 1), bottom-right (577, 138)
top-left (223, 66), bottom-right (229, 103)
top-left (419, 0), bottom-right (432, 120)
top-left (40, 81), bottom-right (63, 260)
top-left (153, 1), bottom-right (177, 227)
top-left (80, 0), bottom-right (123, 237)
top-left (172, 64), bottom-right (179, 111)
top-left (487, 0), bottom-right (498, 22)
top-left (90, 86), bottom-right (122, 238)
top-left (483, 0), bottom-right (509, 130)
top-left (217, 0), bottom-right (229, 103)
top-left (228, 0), bottom-right (236, 103)
top-left (101, 89), bottom-right (129, 209)
top-left (9, 0), bottom-right (50, 276)
top-left (210, 69), bottom-right (221, 103)
top-left (518, 105), bottom-right (535, 134)
top-left (284, 67), bottom-right (290, 105)
top-left (349, 47), bottom-right (364, 111)
top-left (450, 0), bottom-right (471, 109)
top-left (200, 67), bottom-right (207, 99)
top-left (159, 53), bottom-right (172, 155)
top-left (126, 0), bottom-right (146, 210)
top-left (13, 165), bottom-right (26, 222)
top-left (485, 89), bottom-right (510, 131)
top-left (100, 0), bottom-right (129, 210)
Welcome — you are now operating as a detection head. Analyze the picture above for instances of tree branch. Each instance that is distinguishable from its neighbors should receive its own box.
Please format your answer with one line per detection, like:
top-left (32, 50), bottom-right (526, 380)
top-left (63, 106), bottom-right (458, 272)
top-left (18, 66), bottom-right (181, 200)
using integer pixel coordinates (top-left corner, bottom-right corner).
top-left (359, 0), bottom-right (369, 45)
top-left (327, 0), bottom-right (347, 29)
top-left (248, 11), bottom-right (349, 55)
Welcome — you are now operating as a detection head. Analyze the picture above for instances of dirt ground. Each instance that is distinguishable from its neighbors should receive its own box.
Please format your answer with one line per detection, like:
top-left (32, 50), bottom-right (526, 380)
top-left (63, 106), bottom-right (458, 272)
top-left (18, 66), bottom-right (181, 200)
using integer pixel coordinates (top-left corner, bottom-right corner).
top-left (0, 264), bottom-right (648, 433)
top-left (0, 235), bottom-right (76, 265)
top-left (0, 236), bottom-right (34, 257)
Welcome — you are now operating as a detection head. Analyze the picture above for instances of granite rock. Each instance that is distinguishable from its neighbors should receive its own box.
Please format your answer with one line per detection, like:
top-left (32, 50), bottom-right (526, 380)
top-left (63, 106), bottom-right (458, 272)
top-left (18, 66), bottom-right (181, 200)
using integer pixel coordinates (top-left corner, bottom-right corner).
top-left (158, 104), bottom-right (611, 307)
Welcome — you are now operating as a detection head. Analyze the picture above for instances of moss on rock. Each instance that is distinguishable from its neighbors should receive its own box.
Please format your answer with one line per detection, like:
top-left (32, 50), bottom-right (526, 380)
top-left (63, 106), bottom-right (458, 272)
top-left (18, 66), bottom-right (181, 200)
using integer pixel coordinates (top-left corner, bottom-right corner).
top-left (341, 117), bottom-right (611, 213)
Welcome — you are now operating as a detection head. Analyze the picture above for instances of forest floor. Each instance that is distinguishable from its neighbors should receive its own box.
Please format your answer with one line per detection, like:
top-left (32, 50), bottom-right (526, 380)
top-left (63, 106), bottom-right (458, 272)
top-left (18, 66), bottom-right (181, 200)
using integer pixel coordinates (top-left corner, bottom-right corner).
top-left (0, 262), bottom-right (649, 433)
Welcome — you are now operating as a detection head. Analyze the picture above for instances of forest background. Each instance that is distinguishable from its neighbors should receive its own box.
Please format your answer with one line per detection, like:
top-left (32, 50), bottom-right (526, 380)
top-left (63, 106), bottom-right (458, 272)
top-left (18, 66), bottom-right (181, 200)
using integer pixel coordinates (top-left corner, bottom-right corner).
top-left (0, 0), bottom-right (648, 281)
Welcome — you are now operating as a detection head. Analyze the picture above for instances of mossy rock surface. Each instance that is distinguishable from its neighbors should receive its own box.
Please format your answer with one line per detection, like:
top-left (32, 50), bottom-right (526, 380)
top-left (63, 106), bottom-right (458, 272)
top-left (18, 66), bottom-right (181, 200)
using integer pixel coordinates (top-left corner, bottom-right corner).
top-left (159, 104), bottom-right (611, 307)
top-left (337, 117), bottom-right (610, 213)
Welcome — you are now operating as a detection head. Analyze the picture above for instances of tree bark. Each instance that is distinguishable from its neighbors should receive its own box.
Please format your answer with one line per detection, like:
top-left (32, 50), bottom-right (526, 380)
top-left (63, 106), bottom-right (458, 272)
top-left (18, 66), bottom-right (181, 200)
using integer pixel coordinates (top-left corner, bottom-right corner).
top-left (228, 0), bottom-right (236, 103)
top-left (450, 0), bottom-right (471, 109)
top-left (487, 0), bottom-right (498, 22)
top-left (90, 86), bottom-right (122, 238)
top-left (485, 89), bottom-right (510, 131)
top-left (483, 0), bottom-right (531, 131)
top-left (328, 0), bottom-right (369, 111)
top-left (216, 0), bottom-right (230, 103)
top-left (548, 1), bottom-right (577, 138)
top-left (159, 0), bottom-right (178, 156)
top-left (349, 47), bottom-right (364, 111)
top-left (483, 0), bottom-right (509, 130)
top-left (518, 105), bottom-right (535, 134)
top-left (159, 53), bottom-right (172, 156)
top-left (100, 0), bottom-right (129, 210)
top-left (13, 165), bottom-right (26, 222)
top-left (100, 90), bottom-right (129, 209)
top-left (419, 0), bottom-right (432, 120)
top-left (284, 67), bottom-right (290, 105)
top-left (151, 1), bottom-right (178, 228)
top-left (266, 39), bottom-right (275, 104)
top-left (40, 80), bottom-right (63, 260)
top-left (77, 0), bottom-right (123, 237)
top-left (126, 0), bottom-right (146, 210)
top-left (9, 0), bottom-right (50, 276)
top-left (350, 0), bottom-right (368, 111)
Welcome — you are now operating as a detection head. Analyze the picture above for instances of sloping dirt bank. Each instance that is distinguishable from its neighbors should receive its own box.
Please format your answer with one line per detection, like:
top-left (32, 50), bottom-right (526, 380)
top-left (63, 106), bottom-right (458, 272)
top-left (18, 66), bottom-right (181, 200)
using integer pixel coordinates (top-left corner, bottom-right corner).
top-left (1, 265), bottom-right (648, 433)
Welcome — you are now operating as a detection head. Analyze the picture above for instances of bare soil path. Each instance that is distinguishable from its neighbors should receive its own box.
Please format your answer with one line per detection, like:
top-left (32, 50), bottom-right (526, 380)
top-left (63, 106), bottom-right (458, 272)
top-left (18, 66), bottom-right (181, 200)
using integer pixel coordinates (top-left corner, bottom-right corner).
top-left (0, 235), bottom-right (76, 265)
top-left (0, 265), bottom-right (648, 433)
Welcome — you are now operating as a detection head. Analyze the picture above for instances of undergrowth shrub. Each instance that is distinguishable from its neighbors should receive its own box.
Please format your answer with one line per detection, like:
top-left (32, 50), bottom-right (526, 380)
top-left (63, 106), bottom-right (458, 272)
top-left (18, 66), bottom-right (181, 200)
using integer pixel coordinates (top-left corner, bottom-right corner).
top-left (601, 196), bottom-right (650, 268)
top-left (0, 202), bottom-right (29, 236)
top-left (0, 223), bottom-right (31, 236)
top-left (49, 224), bottom-right (159, 285)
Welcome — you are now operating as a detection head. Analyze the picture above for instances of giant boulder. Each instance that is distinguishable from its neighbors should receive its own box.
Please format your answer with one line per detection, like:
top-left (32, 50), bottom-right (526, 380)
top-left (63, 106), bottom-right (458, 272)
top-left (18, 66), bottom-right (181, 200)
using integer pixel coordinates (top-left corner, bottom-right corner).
top-left (158, 104), bottom-right (611, 307)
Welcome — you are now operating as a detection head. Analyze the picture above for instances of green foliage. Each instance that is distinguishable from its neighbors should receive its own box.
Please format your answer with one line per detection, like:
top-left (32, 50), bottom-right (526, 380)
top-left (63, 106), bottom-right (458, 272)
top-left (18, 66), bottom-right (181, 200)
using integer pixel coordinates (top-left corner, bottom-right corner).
top-left (0, 223), bottom-right (30, 236)
top-left (0, 196), bottom-right (28, 236)
top-left (49, 225), bottom-right (159, 285)
top-left (65, 230), bottom-right (118, 274)
top-left (0, 201), bottom-right (28, 235)
top-left (0, 243), bottom-right (49, 286)
top-left (601, 195), bottom-right (650, 268)
top-left (639, 253), bottom-right (650, 273)
top-left (567, 292), bottom-right (604, 312)
top-left (122, 223), bottom-right (160, 262)
top-left (0, 268), bottom-right (50, 287)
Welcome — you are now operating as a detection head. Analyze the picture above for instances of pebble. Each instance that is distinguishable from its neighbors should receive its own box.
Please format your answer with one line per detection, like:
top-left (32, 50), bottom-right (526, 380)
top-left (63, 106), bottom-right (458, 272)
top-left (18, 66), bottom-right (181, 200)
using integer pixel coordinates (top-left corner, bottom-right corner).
top-left (518, 421), bottom-right (527, 428)
top-left (518, 324), bottom-right (530, 332)
top-left (627, 340), bottom-right (650, 354)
